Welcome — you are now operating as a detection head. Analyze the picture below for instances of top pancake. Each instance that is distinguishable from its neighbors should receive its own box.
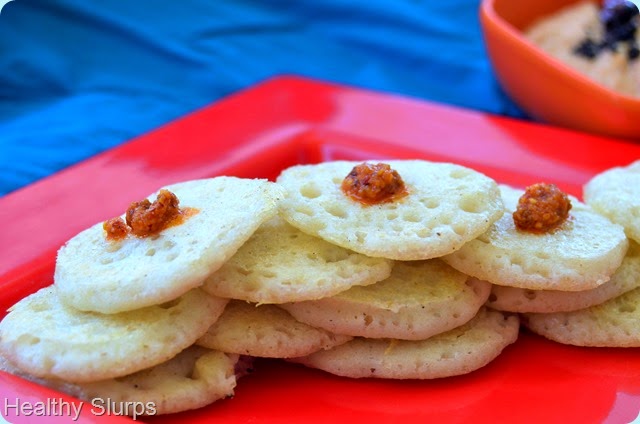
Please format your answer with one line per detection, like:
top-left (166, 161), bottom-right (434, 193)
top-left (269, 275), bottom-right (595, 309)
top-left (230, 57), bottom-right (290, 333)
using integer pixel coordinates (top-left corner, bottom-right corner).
top-left (276, 160), bottom-right (504, 260)
top-left (55, 177), bottom-right (284, 313)
top-left (583, 160), bottom-right (640, 244)
top-left (442, 185), bottom-right (628, 291)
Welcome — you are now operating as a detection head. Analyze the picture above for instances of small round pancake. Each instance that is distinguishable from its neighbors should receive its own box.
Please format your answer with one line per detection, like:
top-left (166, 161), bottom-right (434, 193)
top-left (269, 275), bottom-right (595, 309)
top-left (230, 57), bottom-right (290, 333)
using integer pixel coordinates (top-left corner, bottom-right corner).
top-left (488, 240), bottom-right (640, 313)
top-left (280, 260), bottom-right (492, 340)
top-left (276, 160), bottom-right (504, 260)
top-left (202, 216), bottom-right (392, 304)
top-left (197, 300), bottom-right (352, 358)
top-left (0, 286), bottom-right (228, 382)
top-left (55, 177), bottom-right (284, 313)
top-left (442, 185), bottom-right (628, 291)
top-left (1, 346), bottom-right (239, 416)
top-left (583, 160), bottom-right (640, 243)
top-left (289, 308), bottom-right (519, 379)
top-left (523, 286), bottom-right (640, 347)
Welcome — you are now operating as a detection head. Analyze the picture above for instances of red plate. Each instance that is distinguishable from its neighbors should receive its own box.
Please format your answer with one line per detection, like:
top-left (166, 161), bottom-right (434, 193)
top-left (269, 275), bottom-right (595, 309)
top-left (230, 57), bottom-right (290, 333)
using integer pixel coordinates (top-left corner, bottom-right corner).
top-left (1, 76), bottom-right (640, 424)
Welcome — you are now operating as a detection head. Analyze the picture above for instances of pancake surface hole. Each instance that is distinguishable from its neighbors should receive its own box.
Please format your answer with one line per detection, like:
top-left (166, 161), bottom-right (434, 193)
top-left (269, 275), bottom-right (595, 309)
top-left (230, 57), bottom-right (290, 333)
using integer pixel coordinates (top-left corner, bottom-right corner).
top-left (105, 243), bottom-right (122, 253)
top-left (459, 194), bottom-right (483, 213)
top-left (391, 223), bottom-right (404, 232)
top-left (295, 205), bottom-right (315, 217)
top-left (535, 252), bottom-right (551, 260)
top-left (420, 198), bottom-right (440, 209)
top-left (17, 335), bottom-right (41, 346)
top-left (300, 183), bottom-right (322, 199)
top-left (452, 222), bottom-right (468, 237)
top-left (450, 168), bottom-right (471, 179)
top-left (619, 303), bottom-right (636, 313)
top-left (325, 204), bottom-right (347, 219)
top-left (260, 270), bottom-right (277, 278)
top-left (402, 211), bottom-right (421, 223)
top-left (321, 249), bottom-right (350, 263)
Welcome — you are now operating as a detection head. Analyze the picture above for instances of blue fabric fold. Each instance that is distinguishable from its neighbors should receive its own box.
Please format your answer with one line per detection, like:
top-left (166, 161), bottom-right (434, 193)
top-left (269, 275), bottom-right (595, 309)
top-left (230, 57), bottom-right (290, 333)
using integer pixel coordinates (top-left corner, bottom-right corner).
top-left (0, 0), bottom-right (524, 196)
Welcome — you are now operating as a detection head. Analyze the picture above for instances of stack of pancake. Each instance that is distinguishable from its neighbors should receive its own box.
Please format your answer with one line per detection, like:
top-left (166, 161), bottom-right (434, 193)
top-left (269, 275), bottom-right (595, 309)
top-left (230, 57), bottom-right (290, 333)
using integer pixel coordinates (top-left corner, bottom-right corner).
top-left (516, 160), bottom-right (640, 347)
top-left (0, 158), bottom-right (637, 417)
top-left (0, 177), bottom-right (286, 415)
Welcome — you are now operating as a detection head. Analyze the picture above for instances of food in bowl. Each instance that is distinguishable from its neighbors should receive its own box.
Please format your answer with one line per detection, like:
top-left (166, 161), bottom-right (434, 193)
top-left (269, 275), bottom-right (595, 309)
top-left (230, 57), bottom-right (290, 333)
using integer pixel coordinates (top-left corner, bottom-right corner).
top-left (524, 0), bottom-right (640, 97)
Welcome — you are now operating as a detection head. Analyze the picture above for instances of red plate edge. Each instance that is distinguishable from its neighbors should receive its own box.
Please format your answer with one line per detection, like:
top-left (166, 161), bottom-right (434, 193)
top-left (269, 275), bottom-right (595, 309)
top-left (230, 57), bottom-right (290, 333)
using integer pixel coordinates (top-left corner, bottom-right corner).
top-left (1, 75), bottom-right (640, 424)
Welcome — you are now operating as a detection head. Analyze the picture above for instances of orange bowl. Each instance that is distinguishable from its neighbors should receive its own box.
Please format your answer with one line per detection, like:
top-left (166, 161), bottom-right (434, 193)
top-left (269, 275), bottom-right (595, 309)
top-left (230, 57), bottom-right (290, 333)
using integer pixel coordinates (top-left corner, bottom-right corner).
top-left (480, 0), bottom-right (640, 140)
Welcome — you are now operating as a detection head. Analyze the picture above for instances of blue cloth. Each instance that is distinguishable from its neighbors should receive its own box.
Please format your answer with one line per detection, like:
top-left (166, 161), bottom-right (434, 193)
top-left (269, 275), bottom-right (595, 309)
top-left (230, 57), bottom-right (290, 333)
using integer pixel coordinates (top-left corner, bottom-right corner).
top-left (0, 0), bottom-right (525, 197)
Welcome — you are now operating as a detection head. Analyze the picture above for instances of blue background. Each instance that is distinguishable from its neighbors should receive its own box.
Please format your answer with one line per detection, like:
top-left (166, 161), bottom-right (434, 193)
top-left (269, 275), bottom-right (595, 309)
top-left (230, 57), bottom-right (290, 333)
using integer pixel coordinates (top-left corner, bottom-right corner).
top-left (0, 0), bottom-right (526, 197)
